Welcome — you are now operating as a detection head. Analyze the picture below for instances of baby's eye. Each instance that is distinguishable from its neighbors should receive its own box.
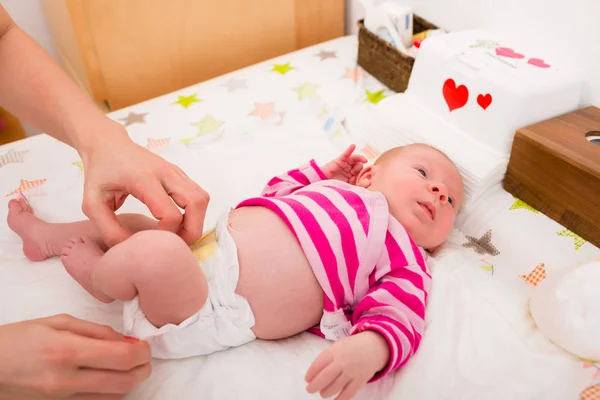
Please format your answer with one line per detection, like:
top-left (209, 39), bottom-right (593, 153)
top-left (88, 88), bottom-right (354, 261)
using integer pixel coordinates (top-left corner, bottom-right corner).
top-left (448, 197), bottom-right (454, 206)
top-left (417, 168), bottom-right (427, 177)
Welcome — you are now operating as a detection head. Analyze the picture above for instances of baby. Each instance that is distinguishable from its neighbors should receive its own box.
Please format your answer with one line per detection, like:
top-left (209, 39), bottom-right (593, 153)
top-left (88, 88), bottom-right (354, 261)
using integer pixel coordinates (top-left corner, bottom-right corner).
top-left (7, 143), bottom-right (463, 400)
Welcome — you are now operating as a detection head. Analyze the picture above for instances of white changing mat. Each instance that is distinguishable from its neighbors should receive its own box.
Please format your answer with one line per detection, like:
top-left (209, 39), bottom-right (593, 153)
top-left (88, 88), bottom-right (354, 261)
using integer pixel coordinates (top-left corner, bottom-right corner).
top-left (1, 35), bottom-right (599, 400)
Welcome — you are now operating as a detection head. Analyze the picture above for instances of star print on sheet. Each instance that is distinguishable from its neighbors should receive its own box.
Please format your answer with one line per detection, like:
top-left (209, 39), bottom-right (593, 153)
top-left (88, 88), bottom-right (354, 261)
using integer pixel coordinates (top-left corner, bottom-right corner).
top-left (248, 102), bottom-right (276, 120)
top-left (342, 68), bottom-right (362, 83)
top-left (480, 258), bottom-right (494, 274)
top-left (315, 50), bottom-right (337, 61)
top-left (293, 83), bottom-right (319, 100)
top-left (557, 228), bottom-right (586, 251)
top-left (520, 263), bottom-right (547, 286)
top-left (270, 62), bottom-right (295, 75)
top-left (0, 149), bottom-right (29, 167)
top-left (145, 138), bottom-right (171, 151)
top-left (222, 78), bottom-right (248, 92)
top-left (462, 230), bottom-right (500, 256)
top-left (5, 179), bottom-right (47, 197)
top-left (509, 197), bottom-right (539, 213)
top-left (584, 363), bottom-right (600, 379)
top-left (364, 89), bottom-right (387, 104)
top-left (360, 145), bottom-right (379, 160)
top-left (580, 383), bottom-right (600, 400)
top-left (118, 112), bottom-right (147, 126)
top-left (192, 115), bottom-right (224, 135)
top-left (173, 94), bottom-right (202, 108)
top-left (72, 161), bottom-right (84, 171)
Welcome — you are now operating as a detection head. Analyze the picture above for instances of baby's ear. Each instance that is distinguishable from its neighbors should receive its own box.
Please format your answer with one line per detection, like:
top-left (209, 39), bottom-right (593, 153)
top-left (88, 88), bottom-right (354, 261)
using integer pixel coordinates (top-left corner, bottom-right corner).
top-left (356, 165), bottom-right (375, 188)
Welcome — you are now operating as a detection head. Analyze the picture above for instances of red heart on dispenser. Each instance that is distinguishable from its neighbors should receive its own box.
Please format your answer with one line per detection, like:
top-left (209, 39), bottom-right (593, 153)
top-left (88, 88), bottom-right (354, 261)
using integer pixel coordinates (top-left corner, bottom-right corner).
top-left (495, 47), bottom-right (525, 59)
top-left (477, 93), bottom-right (492, 110)
top-left (443, 78), bottom-right (469, 112)
top-left (527, 58), bottom-right (551, 68)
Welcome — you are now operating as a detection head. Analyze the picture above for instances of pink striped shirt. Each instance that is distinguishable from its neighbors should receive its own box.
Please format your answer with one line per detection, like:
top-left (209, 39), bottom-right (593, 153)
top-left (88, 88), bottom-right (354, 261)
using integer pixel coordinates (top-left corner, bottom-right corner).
top-left (236, 160), bottom-right (431, 381)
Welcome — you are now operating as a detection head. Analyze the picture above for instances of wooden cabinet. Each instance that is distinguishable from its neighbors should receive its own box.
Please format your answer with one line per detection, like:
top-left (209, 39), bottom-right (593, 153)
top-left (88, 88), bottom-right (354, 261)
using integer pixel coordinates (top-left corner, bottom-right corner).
top-left (42, 0), bottom-right (345, 110)
top-left (0, 108), bottom-right (26, 146)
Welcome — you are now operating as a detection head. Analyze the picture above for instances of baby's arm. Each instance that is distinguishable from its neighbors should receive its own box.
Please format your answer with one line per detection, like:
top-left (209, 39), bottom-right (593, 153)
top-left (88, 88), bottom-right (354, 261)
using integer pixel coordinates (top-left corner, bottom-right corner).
top-left (306, 220), bottom-right (430, 399)
top-left (260, 145), bottom-right (366, 198)
top-left (260, 159), bottom-right (328, 197)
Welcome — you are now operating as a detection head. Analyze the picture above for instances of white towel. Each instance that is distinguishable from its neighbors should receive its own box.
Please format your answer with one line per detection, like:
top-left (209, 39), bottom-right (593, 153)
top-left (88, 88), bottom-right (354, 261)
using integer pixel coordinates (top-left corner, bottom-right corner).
top-left (343, 93), bottom-right (508, 214)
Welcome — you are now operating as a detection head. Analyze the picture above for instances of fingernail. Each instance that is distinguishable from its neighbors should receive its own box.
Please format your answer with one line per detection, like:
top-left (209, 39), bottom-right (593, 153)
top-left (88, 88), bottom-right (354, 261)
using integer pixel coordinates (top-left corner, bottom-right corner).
top-left (123, 335), bottom-right (140, 341)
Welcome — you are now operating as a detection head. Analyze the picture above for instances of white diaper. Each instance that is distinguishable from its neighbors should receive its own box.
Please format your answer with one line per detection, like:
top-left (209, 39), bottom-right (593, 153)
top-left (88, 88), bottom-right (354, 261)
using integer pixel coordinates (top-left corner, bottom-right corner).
top-left (122, 211), bottom-right (256, 359)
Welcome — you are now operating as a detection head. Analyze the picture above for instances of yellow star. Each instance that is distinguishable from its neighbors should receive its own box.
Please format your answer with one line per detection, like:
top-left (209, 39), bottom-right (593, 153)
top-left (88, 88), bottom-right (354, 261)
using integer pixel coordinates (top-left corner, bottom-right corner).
top-left (342, 68), bottom-right (362, 83)
top-left (557, 229), bottom-right (586, 251)
top-left (270, 62), bottom-right (295, 75)
top-left (509, 197), bottom-right (539, 213)
top-left (179, 137), bottom-right (196, 145)
top-left (192, 115), bottom-right (224, 136)
top-left (248, 102), bottom-right (276, 120)
top-left (72, 161), bottom-right (84, 171)
top-left (364, 89), bottom-right (387, 105)
top-left (173, 93), bottom-right (202, 108)
top-left (293, 82), bottom-right (319, 100)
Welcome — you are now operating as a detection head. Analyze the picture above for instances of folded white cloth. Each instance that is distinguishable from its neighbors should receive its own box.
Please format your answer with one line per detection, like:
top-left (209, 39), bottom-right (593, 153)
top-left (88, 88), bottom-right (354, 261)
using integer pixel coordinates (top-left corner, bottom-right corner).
top-left (343, 93), bottom-right (508, 216)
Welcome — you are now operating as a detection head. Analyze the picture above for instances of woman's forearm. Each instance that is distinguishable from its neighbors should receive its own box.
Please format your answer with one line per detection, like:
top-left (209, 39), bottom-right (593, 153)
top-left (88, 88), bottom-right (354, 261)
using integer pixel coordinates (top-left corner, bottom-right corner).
top-left (0, 6), bottom-right (126, 154)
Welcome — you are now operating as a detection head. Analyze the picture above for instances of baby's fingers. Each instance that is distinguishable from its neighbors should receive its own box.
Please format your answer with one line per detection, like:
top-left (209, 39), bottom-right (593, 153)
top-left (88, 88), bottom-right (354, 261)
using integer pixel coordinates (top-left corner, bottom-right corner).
top-left (306, 362), bottom-right (342, 395)
top-left (338, 144), bottom-right (357, 161)
top-left (349, 154), bottom-right (368, 164)
top-left (335, 379), bottom-right (362, 400)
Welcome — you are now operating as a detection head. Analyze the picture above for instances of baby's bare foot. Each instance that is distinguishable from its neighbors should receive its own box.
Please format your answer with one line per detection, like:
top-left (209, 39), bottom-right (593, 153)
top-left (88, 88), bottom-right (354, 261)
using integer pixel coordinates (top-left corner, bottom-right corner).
top-left (7, 197), bottom-right (55, 261)
top-left (61, 238), bottom-right (113, 303)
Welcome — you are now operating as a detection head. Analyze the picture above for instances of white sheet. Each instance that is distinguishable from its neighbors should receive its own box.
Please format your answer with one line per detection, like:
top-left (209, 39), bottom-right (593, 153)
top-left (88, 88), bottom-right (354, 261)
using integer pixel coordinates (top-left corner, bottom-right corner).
top-left (1, 35), bottom-right (599, 399)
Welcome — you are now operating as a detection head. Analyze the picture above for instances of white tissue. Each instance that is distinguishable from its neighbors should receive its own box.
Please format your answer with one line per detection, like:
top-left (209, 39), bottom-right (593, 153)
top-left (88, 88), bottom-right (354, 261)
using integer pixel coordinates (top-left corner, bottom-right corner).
top-left (529, 260), bottom-right (600, 362)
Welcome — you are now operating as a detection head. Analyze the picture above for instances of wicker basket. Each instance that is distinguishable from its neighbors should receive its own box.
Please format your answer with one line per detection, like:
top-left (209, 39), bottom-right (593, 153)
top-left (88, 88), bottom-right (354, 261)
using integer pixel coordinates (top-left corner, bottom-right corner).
top-left (357, 15), bottom-right (439, 93)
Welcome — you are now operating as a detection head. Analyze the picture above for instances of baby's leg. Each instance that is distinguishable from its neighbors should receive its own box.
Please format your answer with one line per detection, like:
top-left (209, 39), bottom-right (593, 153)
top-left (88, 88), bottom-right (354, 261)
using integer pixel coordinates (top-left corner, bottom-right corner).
top-left (62, 230), bottom-right (208, 327)
top-left (7, 197), bottom-right (157, 261)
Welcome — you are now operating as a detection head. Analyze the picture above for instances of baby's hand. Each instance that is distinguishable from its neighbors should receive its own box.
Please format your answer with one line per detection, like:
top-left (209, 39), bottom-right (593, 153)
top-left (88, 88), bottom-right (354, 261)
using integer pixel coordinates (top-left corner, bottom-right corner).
top-left (305, 331), bottom-right (390, 400)
top-left (321, 144), bottom-right (368, 184)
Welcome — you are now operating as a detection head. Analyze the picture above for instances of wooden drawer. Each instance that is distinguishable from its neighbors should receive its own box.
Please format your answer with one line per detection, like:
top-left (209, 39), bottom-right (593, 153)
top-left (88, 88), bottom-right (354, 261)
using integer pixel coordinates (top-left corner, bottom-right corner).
top-left (42, 0), bottom-right (345, 111)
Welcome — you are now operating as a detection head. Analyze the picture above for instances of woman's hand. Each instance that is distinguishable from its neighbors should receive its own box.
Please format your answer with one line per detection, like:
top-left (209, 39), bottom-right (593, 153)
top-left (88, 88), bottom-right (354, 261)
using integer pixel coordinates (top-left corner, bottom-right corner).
top-left (80, 130), bottom-right (210, 247)
top-left (0, 314), bottom-right (152, 399)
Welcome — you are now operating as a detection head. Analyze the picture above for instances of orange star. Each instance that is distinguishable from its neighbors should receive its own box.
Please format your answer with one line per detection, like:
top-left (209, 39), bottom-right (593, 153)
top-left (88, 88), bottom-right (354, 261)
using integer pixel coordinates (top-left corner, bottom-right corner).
top-left (5, 178), bottom-right (47, 197)
top-left (342, 68), bottom-right (362, 83)
top-left (248, 102), bottom-right (276, 120)
top-left (520, 263), bottom-right (547, 286)
top-left (145, 138), bottom-right (171, 151)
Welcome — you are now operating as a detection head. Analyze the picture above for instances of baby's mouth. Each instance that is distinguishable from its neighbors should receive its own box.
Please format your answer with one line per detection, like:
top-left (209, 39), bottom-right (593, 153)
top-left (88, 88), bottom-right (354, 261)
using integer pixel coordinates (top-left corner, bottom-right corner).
top-left (418, 202), bottom-right (435, 221)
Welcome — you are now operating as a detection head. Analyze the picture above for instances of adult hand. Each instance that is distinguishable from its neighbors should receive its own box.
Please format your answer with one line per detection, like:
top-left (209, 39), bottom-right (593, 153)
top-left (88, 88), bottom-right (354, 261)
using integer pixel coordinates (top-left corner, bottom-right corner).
top-left (80, 127), bottom-right (209, 247)
top-left (0, 314), bottom-right (151, 399)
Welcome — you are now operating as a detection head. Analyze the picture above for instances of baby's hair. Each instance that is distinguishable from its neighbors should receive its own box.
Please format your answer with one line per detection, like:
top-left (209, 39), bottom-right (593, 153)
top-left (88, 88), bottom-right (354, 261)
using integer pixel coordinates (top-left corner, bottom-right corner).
top-left (374, 143), bottom-right (454, 166)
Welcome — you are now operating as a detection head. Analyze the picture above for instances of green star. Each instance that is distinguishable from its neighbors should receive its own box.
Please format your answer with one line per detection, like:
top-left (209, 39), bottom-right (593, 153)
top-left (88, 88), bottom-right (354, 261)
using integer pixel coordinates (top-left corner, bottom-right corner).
top-left (364, 89), bottom-right (387, 104)
top-left (557, 229), bottom-right (586, 251)
top-left (179, 137), bottom-right (196, 145)
top-left (509, 197), bottom-right (539, 213)
top-left (271, 62), bottom-right (295, 75)
top-left (173, 93), bottom-right (202, 108)
top-left (192, 115), bottom-right (224, 135)
top-left (293, 82), bottom-right (319, 100)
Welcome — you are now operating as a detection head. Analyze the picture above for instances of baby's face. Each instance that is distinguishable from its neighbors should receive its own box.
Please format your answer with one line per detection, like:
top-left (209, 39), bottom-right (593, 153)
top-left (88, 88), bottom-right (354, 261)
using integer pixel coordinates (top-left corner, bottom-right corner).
top-left (357, 145), bottom-right (464, 250)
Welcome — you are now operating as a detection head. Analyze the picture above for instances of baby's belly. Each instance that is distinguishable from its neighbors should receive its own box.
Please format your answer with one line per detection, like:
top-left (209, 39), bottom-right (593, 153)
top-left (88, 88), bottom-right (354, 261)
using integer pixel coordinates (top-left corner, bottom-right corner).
top-left (227, 206), bottom-right (324, 340)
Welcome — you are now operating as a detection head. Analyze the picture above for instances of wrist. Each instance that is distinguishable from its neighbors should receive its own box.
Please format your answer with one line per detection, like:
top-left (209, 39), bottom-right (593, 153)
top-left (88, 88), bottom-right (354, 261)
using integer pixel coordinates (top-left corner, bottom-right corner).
top-left (76, 119), bottom-right (130, 161)
top-left (358, 330), bottom-right (390, 372)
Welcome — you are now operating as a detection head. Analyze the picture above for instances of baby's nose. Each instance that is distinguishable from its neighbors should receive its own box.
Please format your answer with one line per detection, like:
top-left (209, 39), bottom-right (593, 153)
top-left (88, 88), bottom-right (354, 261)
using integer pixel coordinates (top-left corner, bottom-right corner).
top-left (428, 183), bottom-right (449, 203)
